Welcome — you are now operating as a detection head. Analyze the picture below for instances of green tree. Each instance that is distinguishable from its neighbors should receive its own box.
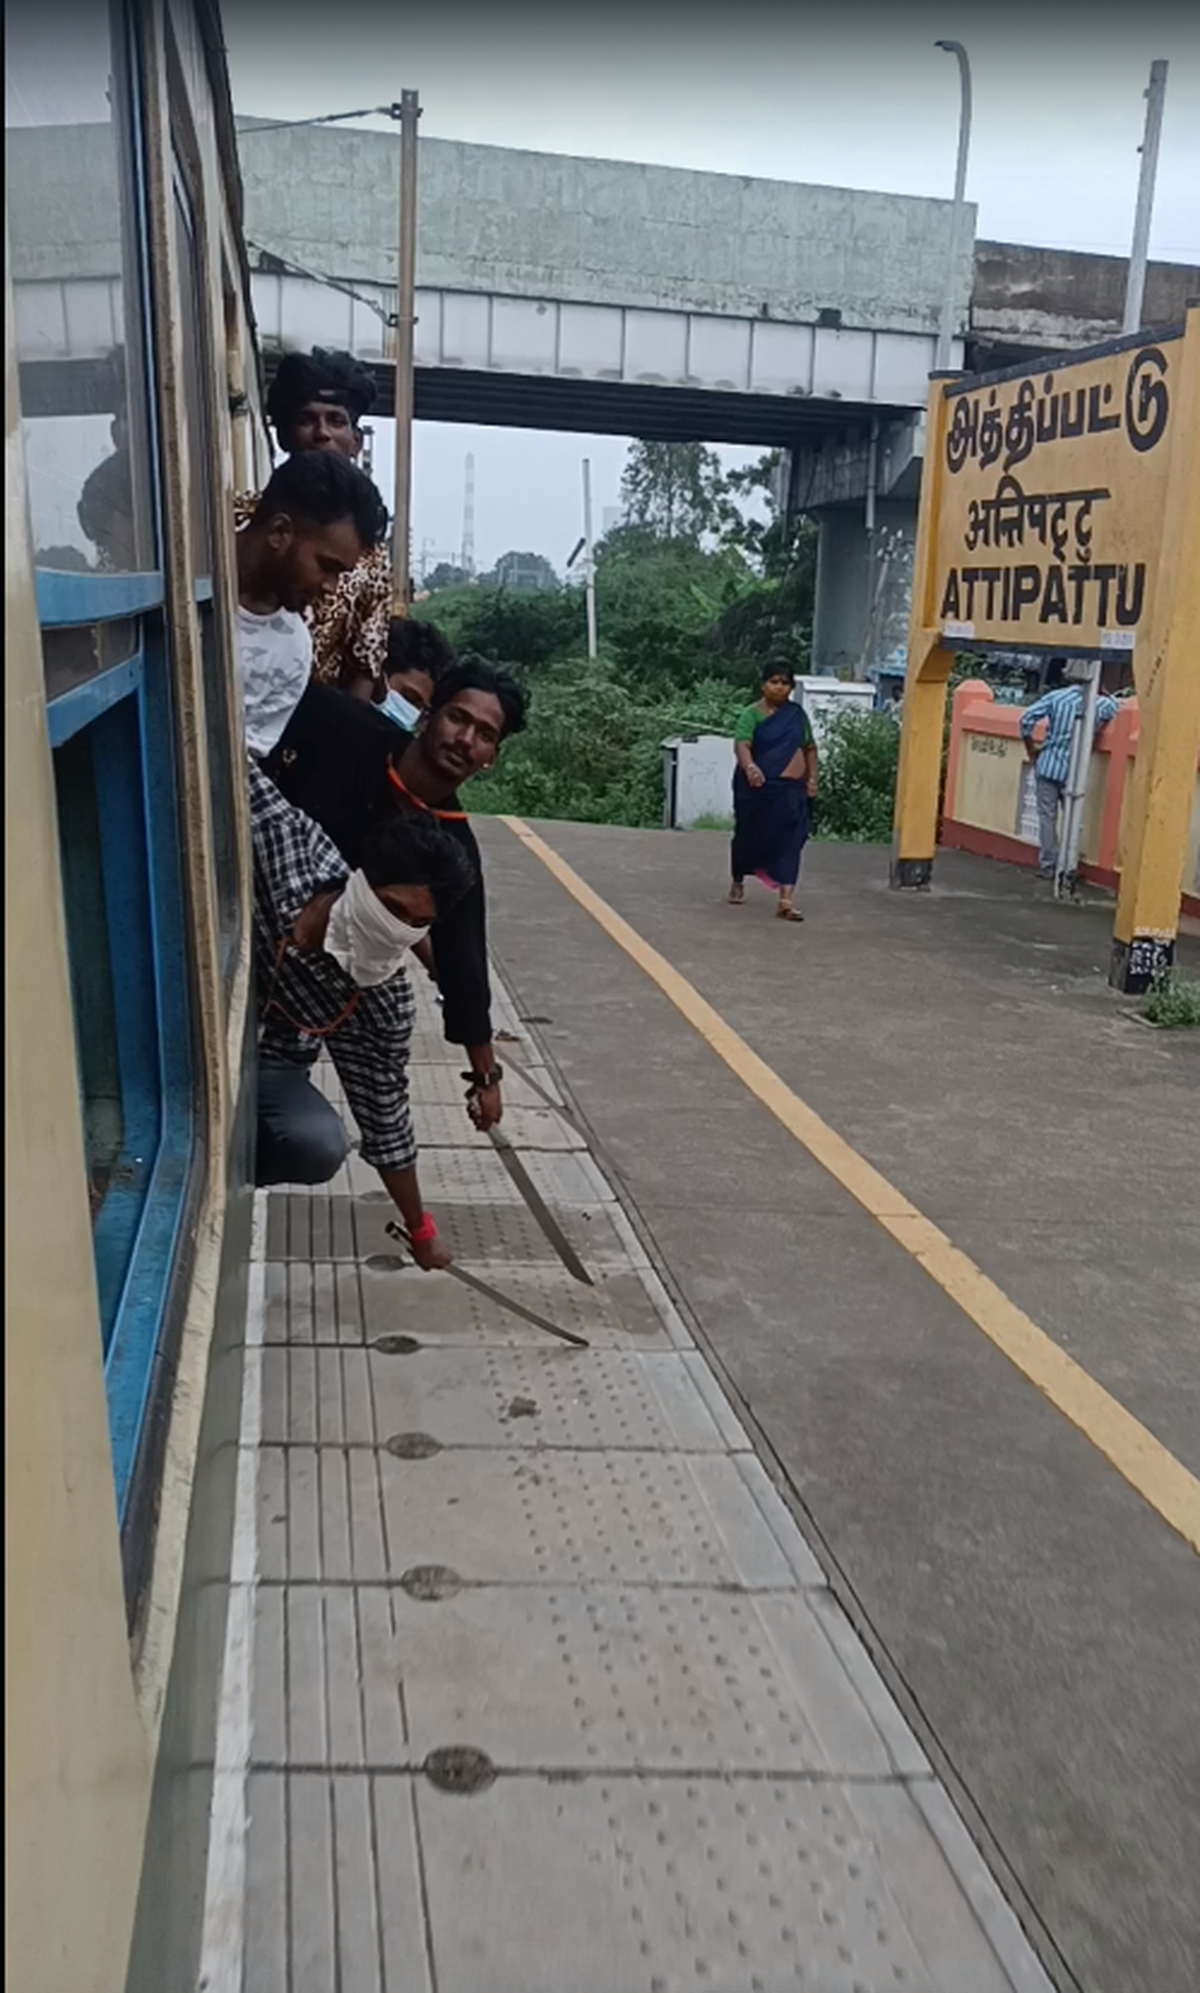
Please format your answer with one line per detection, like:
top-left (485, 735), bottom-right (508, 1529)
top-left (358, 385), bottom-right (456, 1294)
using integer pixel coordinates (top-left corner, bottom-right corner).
top-left (431, 581), bottom-right (585, 669)
top-left (482, 550), bottom-right (559, 591)
top-left (619, 440), bottom-right (731, 544)
top-left (462, 660), bottom-right (743, 827)
top-left (594, 531), bottom-right (757, 687)
top-left (423, 561), bottom-right (469, 593)
top-left (722, 448), bottom-right (819, 579)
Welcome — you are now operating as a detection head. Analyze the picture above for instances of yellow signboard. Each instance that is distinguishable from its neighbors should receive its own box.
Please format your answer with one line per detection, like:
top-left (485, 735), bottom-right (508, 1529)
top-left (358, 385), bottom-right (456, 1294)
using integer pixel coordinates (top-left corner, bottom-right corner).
top-left (934, 332), bottom-right (1182, 654)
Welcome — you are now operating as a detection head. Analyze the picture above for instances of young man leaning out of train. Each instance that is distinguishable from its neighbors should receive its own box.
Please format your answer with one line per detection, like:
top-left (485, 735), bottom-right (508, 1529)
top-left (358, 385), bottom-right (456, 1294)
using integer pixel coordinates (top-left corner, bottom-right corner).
top-left (235, 449), bottom-right (388, 762)
top-left (250, 755), bottom-right (473, 1270)
top-left (265, 650), bottom-right (528, 1139)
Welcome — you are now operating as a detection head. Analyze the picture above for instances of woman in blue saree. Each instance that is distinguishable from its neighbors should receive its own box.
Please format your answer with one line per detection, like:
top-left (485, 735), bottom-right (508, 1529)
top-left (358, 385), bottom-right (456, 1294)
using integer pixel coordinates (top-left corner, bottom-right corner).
top-left (729, 667), bottom-right (818, 920)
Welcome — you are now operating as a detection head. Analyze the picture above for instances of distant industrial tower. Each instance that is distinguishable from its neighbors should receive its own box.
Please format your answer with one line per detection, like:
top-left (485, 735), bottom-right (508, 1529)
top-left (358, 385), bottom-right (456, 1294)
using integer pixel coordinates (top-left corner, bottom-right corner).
top-left (461, 452), bottom-right (476, 578)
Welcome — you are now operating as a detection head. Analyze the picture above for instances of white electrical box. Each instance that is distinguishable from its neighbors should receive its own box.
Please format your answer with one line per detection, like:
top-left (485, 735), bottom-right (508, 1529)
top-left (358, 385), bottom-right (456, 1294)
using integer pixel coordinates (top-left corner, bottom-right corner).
top-left (662, 734), bottom-right (736, 828)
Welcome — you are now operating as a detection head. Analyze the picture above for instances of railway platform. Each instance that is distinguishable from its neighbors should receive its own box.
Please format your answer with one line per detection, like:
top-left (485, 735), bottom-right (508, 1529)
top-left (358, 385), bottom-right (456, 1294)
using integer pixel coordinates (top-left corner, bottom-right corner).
top-left (202, 966), bottom-right (1051, 1993)
top-left (200, 824), bottom-right (1199, 1993)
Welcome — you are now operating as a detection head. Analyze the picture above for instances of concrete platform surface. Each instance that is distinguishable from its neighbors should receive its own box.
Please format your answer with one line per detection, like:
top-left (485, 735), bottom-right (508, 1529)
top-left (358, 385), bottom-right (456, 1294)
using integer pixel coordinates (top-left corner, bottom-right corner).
top-left (476, 824), bottom-right (1200, 1993)
top-left (203, 965), bottom-right (1054, 1993)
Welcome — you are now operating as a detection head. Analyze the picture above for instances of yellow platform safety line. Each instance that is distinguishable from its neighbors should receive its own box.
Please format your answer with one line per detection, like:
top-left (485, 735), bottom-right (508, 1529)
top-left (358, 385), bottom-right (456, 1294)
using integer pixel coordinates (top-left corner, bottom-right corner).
top-left (501, 815), bottom-right (1200, 1558)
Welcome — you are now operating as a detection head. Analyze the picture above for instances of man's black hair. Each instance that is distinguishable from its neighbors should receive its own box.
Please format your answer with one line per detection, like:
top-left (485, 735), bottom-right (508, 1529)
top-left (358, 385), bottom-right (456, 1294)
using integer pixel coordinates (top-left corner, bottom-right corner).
top-left (266, 347), bottom-right (376, 445)
top-left (386, 616), bottom-right (457, 685)
top-left (429, 653), bottom-right (528, 739)
top-left (253, 450), bottom-right (388, 551)
top-left (361, 808), bottom-right (475, 919)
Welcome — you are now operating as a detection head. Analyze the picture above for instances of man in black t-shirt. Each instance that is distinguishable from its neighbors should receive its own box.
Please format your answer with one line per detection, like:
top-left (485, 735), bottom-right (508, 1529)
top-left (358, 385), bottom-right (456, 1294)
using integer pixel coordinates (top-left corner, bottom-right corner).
top-left (265, 655), bottom-right (527, 1132)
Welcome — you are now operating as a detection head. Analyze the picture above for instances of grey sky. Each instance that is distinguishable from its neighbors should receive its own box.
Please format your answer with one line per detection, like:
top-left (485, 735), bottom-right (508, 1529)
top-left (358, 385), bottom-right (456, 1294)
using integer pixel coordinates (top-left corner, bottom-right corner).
top-left (222, 0), bottom-right (1200, 567)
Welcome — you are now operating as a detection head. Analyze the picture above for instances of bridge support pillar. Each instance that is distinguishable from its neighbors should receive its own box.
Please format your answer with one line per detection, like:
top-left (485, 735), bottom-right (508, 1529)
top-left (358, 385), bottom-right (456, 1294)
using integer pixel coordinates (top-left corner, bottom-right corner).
top-left (811, 498), bottom-right (917, 676)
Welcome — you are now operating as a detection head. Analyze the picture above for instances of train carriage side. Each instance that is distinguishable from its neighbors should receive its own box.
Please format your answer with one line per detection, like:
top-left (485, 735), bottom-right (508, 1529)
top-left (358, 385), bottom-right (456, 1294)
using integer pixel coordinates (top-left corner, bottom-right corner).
top-left (5, 3), bottom-right (266, 1987)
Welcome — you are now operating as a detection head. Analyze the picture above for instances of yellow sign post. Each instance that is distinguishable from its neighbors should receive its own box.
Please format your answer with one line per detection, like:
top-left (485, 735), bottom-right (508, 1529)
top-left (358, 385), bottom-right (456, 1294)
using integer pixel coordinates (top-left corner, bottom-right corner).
top-left (892, 302), bottom-right (1200, 991)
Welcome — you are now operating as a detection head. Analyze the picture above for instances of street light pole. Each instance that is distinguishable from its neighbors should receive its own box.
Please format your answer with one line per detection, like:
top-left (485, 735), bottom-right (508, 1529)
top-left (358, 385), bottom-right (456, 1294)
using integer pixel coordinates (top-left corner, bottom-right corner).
top-left (391, 88), bottom-right (421, 616)
top-left (1123, 60), bottom-right (1168, 334)
top-left (934, 40), bottom-right (972, 373)
top-left (582, 457), bottom-right (598, 660)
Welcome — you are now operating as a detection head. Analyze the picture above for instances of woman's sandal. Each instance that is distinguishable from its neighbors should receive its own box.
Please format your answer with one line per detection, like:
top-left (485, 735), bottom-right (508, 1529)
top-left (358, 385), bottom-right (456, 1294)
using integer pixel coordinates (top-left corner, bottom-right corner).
top-left (727, 884), bottom-right (745, 905)
top-left (776, 901), bottom-right (804, 921)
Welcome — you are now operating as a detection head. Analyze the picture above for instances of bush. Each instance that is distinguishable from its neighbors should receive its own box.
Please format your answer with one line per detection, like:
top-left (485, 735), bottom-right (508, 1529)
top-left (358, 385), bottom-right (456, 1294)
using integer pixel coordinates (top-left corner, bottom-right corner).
top-left (813, 710), bottom-right (900, 842)
top-left (431, 583), bottom-right (586, 669)
top-left (464, 667), bottom-right (901, 840)
top-left (462, 662), bottom-right (742, 827)
top-left (1143, 970), bottom-right (1200, 1029)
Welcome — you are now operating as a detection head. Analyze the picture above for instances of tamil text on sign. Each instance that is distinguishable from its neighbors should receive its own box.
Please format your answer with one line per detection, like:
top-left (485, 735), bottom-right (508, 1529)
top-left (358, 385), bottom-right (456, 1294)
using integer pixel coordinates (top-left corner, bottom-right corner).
top-left (935, 333), bottom-right (1181, 653)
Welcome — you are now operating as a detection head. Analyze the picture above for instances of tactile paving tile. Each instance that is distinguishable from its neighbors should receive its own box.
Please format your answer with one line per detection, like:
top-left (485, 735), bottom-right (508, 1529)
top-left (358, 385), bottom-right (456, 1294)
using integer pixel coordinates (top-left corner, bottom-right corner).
top-left (351, 1193), bottom-right (639, 1270)
top-left (265, 1190), bottom-right (357, 1264)
top-left (376, 1447), bottom-right (802, 1589)
top-left (391, 1584), bottom-right (900, 1776)
top-left (411, 1103), bottom-right (501, 1150)
top-left (333, 1140), bottom-right (496, 1201)
top-left (257, 1443), bottom-right (392, 1583)
top-left (516, 1149), bottom-right (619, 1206)
top-left (260, 1347), bottom-right (729, 1450)
top-left (244, 1772), bottom-right (431, 1993)
top-left (414, 1774), bottom-right (1024, 1993)
top-left (264, 1260), bottom-right (366, 1345)
top-left (412, 1145), bottom-right (528, 1205)
top-left (369, 1347), bottom-right (730, 1452)
top-left (251, 1584), bottom-right (408, 1769)
top-left (407, 1062), bottom-right (563, 1111)
top-left (413, 1101), bottom-right (585, 1151)
top-left (359, 1259), bottom-right (678, 1348)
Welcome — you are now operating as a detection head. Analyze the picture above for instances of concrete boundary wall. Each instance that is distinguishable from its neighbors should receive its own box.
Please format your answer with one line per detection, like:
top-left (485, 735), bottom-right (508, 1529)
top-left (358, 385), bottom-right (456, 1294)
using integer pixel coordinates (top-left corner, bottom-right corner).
top-left (941, 680), bottom-right (1200, 915)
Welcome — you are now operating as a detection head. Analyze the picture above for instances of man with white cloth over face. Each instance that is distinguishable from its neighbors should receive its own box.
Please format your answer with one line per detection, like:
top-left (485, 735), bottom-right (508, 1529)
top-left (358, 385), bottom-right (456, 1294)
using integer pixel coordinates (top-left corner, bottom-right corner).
top-left (250, 756), bottom-right (472, 1271)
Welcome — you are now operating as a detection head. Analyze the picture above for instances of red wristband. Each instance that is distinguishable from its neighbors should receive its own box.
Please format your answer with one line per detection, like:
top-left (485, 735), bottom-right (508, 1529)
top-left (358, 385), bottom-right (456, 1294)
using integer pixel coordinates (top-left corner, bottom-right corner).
top-left (409, 1212), bottom-right (438, 1247)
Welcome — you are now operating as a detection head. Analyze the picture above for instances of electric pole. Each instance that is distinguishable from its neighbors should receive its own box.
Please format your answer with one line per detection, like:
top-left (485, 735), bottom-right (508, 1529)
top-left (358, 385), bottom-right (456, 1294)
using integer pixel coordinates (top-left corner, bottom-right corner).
top-left (1124, 61), bottom-right (1168, 334)
top-left (462, 452), bottom-right (476, 578)
top-left (391, 88), bottom-right (420, 615)
top-left (934, 40), bottom-right (972, 373)
top-left (582, 457), bottom-right (598, 660)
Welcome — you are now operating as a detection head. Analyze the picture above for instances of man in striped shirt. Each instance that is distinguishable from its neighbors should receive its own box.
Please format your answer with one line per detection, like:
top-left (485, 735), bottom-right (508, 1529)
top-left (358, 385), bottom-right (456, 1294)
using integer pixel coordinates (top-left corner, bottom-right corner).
top-left (1020, 678), bottom-right (1120, 877)
top-left (250, 758), bottom-right (473, 1270)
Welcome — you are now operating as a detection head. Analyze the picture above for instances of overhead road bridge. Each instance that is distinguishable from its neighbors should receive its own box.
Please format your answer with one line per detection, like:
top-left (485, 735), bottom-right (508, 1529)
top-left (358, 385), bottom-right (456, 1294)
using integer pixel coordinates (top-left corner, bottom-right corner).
top-left (11, 117), bottom-right (1195, 668)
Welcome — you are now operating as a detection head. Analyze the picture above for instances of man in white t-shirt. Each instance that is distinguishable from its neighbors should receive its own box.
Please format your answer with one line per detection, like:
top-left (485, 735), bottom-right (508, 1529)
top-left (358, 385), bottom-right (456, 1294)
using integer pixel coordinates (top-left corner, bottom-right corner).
top-left (235, 450), bottom-right (388, 757)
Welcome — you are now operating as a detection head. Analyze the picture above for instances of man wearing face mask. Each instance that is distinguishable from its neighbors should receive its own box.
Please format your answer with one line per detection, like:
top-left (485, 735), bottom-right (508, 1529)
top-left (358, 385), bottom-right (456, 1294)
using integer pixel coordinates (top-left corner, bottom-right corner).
top-left (250, 756), bottom-right (474, 1270)
top-left (378, 614), bottom-right (457, 732)
top-left (265, 655), bottom-right (528, 1137)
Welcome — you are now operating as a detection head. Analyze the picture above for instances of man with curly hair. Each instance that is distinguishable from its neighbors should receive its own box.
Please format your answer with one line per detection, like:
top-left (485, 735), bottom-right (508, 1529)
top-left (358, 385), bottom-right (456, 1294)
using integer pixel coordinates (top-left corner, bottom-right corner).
top-left (235, 347), bottom-right (393, 698)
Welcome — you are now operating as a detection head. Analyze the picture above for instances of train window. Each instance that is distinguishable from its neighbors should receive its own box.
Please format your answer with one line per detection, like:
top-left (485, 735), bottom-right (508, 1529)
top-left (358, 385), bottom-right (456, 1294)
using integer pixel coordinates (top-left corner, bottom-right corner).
top-left (5, 0), bottom-right (158, 629)
top-left (42, 616), bottom-right (196, 1520)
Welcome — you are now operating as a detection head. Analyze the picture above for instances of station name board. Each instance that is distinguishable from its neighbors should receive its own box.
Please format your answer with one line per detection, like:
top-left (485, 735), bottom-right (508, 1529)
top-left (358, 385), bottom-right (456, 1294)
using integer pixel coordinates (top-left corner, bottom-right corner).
top-left (935, 334), bottom-right (1181, 653)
